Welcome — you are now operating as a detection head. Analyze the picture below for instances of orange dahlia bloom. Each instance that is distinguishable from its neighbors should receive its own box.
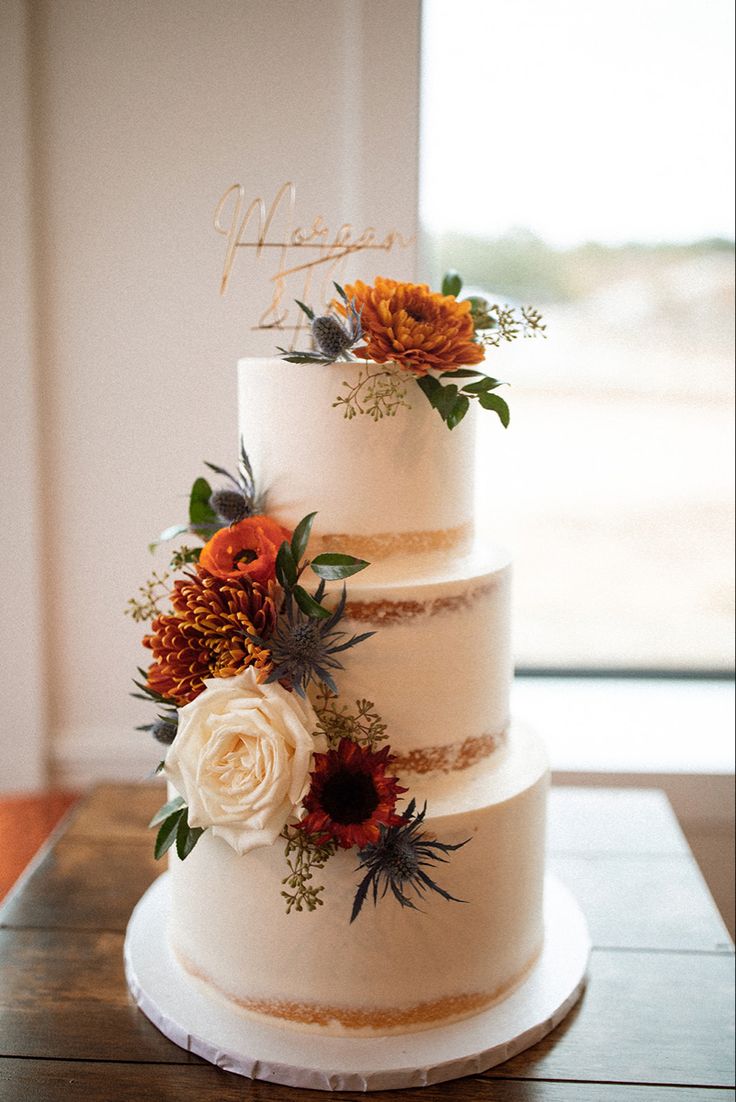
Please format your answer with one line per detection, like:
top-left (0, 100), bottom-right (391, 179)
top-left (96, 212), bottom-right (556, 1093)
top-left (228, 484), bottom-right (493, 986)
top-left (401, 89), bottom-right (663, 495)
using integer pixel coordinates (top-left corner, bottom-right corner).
top-left (143, 569), bottom-right (277, 706)
top-left (343, 277), bottom-right (485, 376)
top-left (199, 515), bottom-right (291, 585)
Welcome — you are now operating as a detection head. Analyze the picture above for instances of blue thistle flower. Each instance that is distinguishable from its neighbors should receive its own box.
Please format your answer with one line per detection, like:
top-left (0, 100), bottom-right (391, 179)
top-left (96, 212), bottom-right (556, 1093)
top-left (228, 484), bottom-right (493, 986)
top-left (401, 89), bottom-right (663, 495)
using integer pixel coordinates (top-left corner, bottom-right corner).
top-left (264, 585), bottom-right (374, 698)
top-left (209, 486), bottom-right (250, 525)
top-left (135, 707), bottom-right (178, 745)
top-left (205, 440), bottom-right (265, 525)
top-left (350, 799), bottom-right (470, 922)
top-left (311, 315), bottom-right (354, 360)
top-left (278, 285), bottom-right (364, 365)
top-left (151, 714), bottom-right (178, 745)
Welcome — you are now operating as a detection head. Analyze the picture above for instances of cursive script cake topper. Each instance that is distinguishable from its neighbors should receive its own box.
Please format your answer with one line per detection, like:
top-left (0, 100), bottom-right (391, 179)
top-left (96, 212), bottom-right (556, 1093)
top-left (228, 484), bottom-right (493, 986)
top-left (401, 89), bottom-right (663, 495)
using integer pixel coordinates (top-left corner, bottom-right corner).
top-left (214, 181), bottom-right (412, 344)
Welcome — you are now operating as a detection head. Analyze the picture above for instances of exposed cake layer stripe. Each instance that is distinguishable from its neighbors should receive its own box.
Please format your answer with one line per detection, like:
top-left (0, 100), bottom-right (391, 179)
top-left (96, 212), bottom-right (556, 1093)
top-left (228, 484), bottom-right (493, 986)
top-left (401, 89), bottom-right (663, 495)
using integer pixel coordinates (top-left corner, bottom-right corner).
top-left (344, 579), bottom-right (496, 624)
top-left (312, 522), bottom-right (472, 562)
top-left (174, 941), bottom-right (542, 1033)
top-left (392, 728), bottom-right (506, 774)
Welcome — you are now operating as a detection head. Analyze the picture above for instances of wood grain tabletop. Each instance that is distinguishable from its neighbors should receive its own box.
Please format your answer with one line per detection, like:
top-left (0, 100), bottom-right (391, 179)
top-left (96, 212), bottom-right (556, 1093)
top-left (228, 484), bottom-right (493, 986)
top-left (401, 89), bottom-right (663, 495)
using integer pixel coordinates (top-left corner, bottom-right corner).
top-left (0, 783), bottom-right (733, 1101)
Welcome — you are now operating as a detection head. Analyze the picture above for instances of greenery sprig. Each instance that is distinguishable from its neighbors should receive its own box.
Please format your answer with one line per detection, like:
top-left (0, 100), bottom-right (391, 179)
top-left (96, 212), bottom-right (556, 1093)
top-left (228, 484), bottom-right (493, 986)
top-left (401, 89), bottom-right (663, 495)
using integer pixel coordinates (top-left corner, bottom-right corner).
top-left (411, 269), bottom-right (546, 430)
top-left (126, 544), bottom-right (203, 622)
top-left (169, 545), bottom-right (201, 569)
top-left (125, 570), bottom-right (171, 623)
top-left (416, 368), bottom-right (509, 431)
top-left (281, 826), bottom-right (338, 913)
top-left (314, 685), bottom-right (388, 751)
top-left (273, 511), bottom-right (369, 620)
top-left (333, 363), bottom-right (411, 421)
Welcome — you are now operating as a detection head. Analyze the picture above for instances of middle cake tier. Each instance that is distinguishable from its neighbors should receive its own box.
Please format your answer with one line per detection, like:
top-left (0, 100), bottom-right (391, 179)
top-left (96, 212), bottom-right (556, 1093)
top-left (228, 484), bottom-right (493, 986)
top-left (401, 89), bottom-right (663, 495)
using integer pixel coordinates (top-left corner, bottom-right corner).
top-left (328, 544), bottom-right (512, 772)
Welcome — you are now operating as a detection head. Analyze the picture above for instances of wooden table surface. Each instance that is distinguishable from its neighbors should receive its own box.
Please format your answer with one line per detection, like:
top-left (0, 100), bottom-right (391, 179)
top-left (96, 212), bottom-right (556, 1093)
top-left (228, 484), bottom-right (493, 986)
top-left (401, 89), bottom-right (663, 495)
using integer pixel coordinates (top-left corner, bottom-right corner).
top-left (0, 783), bottom-right (733, 1101)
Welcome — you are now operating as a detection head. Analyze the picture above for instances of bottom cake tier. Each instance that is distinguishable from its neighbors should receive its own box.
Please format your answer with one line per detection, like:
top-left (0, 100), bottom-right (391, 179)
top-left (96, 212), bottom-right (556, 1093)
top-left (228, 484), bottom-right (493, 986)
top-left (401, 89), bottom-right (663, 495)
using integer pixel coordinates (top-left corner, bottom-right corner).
top-left (167, 723), bottom-right (549, 1036)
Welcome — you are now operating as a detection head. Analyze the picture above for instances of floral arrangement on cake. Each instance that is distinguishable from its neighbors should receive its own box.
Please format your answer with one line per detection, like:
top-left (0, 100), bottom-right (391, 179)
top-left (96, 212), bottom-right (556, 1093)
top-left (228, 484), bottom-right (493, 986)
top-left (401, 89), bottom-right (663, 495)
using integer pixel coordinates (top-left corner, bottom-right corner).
top-left (278, 272), bottom-right (545, 429)
top-left (128, 448), bottom-right (468, 920)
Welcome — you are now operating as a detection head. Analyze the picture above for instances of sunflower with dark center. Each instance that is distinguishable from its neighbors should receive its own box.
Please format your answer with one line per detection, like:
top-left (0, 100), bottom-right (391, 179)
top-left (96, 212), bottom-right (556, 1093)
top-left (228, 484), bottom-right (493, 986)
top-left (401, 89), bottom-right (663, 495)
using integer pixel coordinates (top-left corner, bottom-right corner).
top-left (299, 741), bottom-right (407, 850)
top-left (350, 799), bottom-right (470, 922)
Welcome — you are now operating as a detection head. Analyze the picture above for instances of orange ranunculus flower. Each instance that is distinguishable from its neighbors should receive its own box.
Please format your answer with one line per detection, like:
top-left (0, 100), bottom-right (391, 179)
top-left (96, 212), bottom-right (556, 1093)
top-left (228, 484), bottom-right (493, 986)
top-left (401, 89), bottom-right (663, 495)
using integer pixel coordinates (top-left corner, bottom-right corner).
top-left (342, 277), bottom-right (486, 377)
top-left (199, 515), bottom-right (291, 585)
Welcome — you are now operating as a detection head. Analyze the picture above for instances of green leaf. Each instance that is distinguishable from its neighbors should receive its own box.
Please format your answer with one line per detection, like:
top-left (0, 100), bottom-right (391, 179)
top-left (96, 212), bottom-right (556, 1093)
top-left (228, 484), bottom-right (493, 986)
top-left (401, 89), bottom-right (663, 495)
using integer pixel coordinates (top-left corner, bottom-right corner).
top-left (154, 809), bottom-right (185, 860)
top-left (439, 368), bottom-right (483, 379)
top-left (291, 512), bottom-right (317, 565)
top-left (461, 376), bottom-right (504, 395)
top-left (278, 352), bottom-right (332, 365)
top-left (415, 374), bottom-right (443, 403)
top-left (447, 395), bottom-right (470, 430)
top-left (149, 795), bottom-right (185, 829)
top-left (131, 678), bottom-right (174, 707)
top-left (176, 813), bottom-right (204, 860)
top-left (433, 383), bottom-right (459, 420)
top-left (441, 270), bottom-right (463, 297)
top-left (311, 553), bottom-right (370, 580)
top-left (276, 540), bottom-right (298, 589)
top-left (479, 391), bottom-right (511, 427)
top-left (333, 282), bottom-right (349, 303)
top-left (189, 477), bottom-right (217, 534)
top-left (148, 522), bottom-right (190, 552)
top-left (293, 585), bottom-right (331, 619)
top-left (416, 375), bottom-right (453, 422)
top-left (294, 300), bottom-right (316, 321)
top-left (416, 376), bottom-right (457, 419)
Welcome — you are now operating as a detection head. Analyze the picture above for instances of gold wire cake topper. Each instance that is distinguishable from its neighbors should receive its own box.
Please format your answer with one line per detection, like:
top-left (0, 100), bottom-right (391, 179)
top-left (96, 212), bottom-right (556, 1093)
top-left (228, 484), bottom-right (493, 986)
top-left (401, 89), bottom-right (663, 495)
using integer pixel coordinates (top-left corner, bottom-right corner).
top-left (214, 181), bottom-right (411, 342)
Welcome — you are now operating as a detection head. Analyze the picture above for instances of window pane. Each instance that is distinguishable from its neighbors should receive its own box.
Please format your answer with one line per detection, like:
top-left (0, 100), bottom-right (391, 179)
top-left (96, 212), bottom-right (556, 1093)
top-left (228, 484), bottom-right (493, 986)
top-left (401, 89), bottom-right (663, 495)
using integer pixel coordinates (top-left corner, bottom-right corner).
top-left (421, 0), bottom-right (735, 670)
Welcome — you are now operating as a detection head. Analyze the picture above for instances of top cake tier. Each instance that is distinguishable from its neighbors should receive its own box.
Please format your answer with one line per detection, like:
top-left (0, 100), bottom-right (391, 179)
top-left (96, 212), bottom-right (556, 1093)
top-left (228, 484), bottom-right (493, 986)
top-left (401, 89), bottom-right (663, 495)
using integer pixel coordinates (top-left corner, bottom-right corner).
top-left (238, 358), bottom-right (476, 561)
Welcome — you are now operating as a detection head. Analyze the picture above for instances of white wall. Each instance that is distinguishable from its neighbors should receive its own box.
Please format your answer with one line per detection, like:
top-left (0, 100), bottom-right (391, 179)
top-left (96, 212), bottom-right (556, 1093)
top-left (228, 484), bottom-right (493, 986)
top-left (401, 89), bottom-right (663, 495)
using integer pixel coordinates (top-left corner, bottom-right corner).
top-left (1, 0), bottom-right (421, 791)
top-left (1, 0), bottom-right (46, 791)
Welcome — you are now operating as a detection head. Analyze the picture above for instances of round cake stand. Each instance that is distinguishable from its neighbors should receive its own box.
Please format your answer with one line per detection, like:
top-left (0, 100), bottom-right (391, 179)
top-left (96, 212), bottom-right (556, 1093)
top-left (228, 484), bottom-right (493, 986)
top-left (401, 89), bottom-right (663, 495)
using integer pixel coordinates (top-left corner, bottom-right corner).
top-left (124, 872), bottom-right (589, 1092)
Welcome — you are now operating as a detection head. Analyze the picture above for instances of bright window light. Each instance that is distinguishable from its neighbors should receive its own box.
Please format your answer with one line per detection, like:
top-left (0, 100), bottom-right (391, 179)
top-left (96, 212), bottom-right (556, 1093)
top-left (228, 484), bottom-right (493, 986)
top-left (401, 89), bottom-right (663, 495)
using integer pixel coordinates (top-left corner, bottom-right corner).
top-left (420, 0), bottom-right (735, 670)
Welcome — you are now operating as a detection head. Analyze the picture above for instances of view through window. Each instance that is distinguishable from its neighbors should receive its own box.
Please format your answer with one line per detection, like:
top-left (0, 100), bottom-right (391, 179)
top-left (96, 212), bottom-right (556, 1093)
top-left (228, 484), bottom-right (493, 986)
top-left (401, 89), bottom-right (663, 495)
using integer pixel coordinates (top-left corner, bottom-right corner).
top-left (420, 0), bottom-right (735, 670)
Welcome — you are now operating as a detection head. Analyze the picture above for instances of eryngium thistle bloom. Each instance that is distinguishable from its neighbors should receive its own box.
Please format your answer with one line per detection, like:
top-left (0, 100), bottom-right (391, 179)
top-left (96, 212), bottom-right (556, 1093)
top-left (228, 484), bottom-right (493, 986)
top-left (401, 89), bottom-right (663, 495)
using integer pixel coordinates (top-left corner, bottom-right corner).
top-left (209, 487), bottom-right (250, 525)
top-left (151, 714), bottom-right (178, 745)
top-left (350, 798), bottom-right (470, 922)
top-left (143, 569), bottom-right (277, 706)
top-left (311, 315), bottom-right (355, 360)
top-left (263, 586), bottom-right (373, 698)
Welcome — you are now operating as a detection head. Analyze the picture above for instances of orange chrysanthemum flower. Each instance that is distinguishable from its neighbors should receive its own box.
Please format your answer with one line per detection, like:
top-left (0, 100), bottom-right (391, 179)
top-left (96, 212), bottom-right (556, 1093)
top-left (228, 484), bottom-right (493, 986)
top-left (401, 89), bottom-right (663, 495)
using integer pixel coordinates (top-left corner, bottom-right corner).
top-left (299, 741), bottom-right (407, 850)
top-left (143, 569), bottom-right (278, 706)
top-left (343, 277), bottom-right (485, 377)
top-left (199, 515), bottom-right (291, 585)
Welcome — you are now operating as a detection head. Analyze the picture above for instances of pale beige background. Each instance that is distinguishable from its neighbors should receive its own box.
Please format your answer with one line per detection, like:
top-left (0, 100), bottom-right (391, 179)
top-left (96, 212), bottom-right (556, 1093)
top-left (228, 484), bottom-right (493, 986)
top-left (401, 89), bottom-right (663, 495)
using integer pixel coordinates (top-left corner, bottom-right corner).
top-left (1, 0), bottom-right (420, 790)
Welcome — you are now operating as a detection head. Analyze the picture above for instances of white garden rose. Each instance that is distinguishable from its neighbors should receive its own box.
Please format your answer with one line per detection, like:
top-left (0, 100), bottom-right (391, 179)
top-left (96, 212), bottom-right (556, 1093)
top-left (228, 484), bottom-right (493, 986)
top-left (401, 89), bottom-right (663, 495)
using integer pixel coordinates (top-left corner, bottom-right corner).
top-left (164, 668), bottom-right (322, 855)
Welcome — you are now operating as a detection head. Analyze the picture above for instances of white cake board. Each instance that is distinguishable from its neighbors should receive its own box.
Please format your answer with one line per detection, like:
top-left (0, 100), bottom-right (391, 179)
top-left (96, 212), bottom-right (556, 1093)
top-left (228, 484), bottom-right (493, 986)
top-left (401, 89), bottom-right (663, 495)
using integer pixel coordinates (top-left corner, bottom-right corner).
top-left (124, 872), bottom-right (589, 1092)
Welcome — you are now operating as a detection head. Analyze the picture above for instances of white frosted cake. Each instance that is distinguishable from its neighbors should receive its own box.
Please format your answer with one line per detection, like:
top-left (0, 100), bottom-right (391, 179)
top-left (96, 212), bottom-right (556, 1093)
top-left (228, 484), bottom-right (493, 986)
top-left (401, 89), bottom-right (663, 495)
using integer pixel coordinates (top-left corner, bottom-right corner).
top-left (165, 357), bottom-right (549, 1035)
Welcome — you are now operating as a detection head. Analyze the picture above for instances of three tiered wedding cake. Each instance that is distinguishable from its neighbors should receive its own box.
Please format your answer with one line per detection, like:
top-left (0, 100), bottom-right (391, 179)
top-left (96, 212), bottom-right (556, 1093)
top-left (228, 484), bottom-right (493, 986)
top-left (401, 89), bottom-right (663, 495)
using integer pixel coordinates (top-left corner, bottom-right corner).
top-left (124, 274), bottom-right (588, 1089)
top-left (165, 356), bottom-right (549, 1034)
